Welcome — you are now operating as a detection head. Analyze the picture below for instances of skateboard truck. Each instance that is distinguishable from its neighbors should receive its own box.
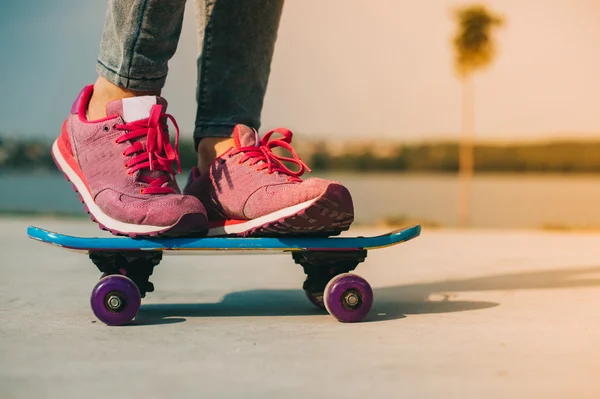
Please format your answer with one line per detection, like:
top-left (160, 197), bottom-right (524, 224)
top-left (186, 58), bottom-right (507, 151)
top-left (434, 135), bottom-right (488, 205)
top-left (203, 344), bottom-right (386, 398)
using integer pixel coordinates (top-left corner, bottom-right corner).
top-left (89, 251), bottom-right (162, 298)
top-left (293, 249), bottom-right (367, 310)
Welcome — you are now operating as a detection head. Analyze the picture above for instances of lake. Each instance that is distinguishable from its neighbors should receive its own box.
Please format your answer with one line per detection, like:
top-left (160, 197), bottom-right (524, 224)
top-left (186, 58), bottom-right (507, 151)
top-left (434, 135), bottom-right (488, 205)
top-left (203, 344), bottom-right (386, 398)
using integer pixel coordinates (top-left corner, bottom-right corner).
top-left (2, 171), bottom-right (600, 229)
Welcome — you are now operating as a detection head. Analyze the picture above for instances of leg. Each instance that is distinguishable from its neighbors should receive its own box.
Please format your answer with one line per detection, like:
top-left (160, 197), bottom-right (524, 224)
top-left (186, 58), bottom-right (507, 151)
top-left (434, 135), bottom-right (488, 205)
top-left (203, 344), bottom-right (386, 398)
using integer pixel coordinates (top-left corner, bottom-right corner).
top-left (193, 0), bottom-right (284, 171)
top-left (89, 0), bottom-right (187, 119)
top-left (183, 0), bottom-right (354, 237)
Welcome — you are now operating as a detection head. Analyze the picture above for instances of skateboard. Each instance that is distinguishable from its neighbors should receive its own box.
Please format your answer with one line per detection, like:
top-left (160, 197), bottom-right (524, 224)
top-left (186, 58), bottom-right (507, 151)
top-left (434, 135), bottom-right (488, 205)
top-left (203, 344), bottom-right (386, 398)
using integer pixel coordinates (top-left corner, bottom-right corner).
top-left (27, 224), bottom-right (421, 326)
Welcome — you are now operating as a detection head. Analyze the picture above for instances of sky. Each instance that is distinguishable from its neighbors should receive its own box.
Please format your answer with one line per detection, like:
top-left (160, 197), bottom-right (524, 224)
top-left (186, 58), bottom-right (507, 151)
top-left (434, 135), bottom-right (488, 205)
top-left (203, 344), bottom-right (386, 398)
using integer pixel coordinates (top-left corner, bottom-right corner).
top-left (1, 0), bottom-right (600, 142)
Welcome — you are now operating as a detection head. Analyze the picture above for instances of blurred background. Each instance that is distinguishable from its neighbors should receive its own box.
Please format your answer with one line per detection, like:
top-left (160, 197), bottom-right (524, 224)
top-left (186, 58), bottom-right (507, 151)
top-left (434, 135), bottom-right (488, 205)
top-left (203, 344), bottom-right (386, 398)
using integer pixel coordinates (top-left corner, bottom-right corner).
top-left (1, 0), bottom-right (600, 230)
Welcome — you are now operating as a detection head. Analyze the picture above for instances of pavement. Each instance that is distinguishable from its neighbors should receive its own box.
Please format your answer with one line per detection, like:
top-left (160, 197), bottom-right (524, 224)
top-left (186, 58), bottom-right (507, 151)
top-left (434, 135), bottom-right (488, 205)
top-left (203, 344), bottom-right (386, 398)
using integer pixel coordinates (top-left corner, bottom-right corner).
top-left (1, 217), bottom-right (599, 399)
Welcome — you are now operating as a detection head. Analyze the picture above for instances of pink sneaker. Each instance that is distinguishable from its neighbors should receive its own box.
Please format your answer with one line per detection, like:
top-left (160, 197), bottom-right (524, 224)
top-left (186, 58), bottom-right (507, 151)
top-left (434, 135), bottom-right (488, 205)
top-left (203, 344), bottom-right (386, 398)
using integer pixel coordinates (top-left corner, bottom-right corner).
top-left (52, 85), bottom-right (207, 237)
top-left (184, 125), bottom-right (354, 237)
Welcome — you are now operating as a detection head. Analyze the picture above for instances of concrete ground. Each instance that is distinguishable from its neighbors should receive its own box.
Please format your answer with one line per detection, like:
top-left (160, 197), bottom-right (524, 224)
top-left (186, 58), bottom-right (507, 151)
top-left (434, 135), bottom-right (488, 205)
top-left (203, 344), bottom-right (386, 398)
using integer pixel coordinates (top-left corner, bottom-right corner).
top-left (1, 217), bottom-right (599, 399)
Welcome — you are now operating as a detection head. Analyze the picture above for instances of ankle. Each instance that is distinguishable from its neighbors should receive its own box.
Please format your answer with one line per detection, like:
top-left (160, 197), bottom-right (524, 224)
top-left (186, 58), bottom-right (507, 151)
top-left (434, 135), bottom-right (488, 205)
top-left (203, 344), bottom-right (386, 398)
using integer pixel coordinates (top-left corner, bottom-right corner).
top-left (197, 137), bottom-right (236, 172)
top-left (87, 76), bottom-right (161, 121)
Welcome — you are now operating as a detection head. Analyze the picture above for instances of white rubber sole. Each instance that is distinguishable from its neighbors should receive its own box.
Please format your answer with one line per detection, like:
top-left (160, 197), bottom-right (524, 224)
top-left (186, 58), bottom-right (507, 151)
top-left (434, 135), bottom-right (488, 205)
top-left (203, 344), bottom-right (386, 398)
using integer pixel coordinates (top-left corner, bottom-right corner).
top-left (52, 140), bottom-right (182, 235)
top-left (206, 198), bottom-right (317, 237)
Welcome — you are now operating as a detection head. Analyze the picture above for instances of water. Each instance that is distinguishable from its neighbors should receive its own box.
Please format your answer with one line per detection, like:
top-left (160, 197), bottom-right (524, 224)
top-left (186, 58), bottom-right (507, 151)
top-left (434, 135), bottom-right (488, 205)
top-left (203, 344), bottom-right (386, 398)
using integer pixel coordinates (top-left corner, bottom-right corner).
top-left (2, 171), bottom-right (600, 229)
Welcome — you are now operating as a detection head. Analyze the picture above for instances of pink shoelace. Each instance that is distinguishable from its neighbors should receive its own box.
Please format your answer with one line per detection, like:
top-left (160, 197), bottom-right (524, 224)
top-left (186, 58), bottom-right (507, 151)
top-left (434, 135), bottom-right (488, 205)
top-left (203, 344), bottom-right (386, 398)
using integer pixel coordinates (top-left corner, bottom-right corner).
top-left (114, 105), bottom-right (181, 194)
top-left (230, 128), bottom-right (312, 182)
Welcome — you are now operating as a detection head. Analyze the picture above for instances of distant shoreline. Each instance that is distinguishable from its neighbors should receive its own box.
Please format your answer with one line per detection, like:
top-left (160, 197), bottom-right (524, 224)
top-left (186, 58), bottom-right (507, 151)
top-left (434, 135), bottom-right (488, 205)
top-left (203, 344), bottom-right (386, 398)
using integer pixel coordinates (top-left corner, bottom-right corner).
top-left (5, 169), bottom-right (600, 178)
top-left (5, 136), bottom-right (600, 174)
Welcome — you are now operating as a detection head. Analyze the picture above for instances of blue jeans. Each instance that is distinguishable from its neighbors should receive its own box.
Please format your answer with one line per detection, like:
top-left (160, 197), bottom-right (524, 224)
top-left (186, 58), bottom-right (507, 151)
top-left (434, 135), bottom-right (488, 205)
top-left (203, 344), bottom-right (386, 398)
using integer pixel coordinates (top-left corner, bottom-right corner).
top-left (96, 0), bottom-right (284, 142)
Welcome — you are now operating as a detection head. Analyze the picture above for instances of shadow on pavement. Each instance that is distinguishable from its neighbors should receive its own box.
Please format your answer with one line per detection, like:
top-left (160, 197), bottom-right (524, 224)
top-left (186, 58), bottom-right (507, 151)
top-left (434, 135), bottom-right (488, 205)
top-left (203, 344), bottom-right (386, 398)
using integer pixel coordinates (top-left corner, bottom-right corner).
top-left (136, 265), bottom-right (600, 325)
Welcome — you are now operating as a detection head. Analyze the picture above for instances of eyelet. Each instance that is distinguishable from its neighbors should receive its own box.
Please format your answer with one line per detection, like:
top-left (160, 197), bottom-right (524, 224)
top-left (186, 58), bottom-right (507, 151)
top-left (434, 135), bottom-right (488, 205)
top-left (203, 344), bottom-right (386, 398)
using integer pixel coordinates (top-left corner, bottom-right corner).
top-left (103, 125), bottom-right (110, 132)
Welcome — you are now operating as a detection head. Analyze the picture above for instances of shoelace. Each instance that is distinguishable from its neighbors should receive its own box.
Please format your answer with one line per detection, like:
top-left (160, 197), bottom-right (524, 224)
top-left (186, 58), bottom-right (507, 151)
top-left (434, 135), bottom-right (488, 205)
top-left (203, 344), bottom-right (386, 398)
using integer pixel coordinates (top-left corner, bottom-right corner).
top-left (230, 128), bottom-right (312, 182)
top-left (114, 105), bottom-right (181, 194)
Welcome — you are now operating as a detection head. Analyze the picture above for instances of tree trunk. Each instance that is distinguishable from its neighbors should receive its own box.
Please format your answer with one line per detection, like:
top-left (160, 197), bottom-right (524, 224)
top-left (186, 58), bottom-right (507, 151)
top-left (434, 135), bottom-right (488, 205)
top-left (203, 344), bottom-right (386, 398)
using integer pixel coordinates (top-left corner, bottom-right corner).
top-left (457, 76), bottom-right (474, 227)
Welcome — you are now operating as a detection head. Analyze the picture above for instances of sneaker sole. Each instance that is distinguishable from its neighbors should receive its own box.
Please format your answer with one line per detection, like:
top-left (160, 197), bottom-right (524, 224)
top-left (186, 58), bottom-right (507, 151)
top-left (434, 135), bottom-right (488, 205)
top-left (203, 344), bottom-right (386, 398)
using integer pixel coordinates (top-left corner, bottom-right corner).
top-left (207, 184), bottom-right (354, 237)
top-left (52, 139), bottom-right (207, 238)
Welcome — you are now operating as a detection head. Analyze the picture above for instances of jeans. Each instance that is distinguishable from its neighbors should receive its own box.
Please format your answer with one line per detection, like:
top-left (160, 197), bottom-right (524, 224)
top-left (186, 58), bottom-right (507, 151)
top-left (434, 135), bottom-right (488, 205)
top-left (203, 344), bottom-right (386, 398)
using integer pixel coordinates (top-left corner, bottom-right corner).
top-left (96, 0), bottom-right (284, 142)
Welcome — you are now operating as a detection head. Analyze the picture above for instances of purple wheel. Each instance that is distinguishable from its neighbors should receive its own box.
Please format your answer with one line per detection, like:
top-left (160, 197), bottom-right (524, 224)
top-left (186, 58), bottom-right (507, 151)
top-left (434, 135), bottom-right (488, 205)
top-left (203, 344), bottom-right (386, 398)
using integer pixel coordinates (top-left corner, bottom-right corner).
top-left (304, 289), bottom-right (326, 310)
top-left (90, 275), bottom-right (141, 326)
top-left (324, 273), bottom-right (373, 323)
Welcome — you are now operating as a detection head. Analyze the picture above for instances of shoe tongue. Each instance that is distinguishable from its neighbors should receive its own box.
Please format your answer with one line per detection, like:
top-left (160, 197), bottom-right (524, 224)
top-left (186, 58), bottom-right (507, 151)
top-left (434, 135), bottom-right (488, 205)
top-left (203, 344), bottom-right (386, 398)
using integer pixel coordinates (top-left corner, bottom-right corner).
top-left (106, 96), bottom-right (168, 122)
top-left (233, 125), bottom-right (259, 148)
top-left (107, 96), bottom-right (175, 186)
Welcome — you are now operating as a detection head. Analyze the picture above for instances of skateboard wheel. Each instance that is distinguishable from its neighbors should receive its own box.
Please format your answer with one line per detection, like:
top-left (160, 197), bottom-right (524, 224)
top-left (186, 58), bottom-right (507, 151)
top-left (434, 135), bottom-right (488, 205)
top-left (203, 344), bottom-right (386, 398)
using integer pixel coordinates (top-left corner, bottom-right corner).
top-left (323, 273), bottom-right (373, 323)
top-left (90, 275), bottom-right (141, 326)
top-left (304, 289), bottom-right (326, 310)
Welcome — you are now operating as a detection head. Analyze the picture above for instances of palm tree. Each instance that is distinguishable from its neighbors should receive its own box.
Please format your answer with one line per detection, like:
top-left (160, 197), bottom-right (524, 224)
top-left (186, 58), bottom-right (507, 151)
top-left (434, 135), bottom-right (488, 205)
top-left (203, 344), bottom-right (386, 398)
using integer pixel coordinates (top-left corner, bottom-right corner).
top-left (453, 5), bottom-right (503, 227)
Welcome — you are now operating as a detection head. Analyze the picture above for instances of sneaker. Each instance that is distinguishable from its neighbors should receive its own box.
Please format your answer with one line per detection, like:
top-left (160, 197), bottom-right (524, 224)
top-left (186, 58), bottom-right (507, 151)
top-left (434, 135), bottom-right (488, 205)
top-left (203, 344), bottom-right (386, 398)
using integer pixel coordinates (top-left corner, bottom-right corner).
top-left (183, 125), bottom-right (354, 237)
top-left (52, 85), bottom-right (207, 237)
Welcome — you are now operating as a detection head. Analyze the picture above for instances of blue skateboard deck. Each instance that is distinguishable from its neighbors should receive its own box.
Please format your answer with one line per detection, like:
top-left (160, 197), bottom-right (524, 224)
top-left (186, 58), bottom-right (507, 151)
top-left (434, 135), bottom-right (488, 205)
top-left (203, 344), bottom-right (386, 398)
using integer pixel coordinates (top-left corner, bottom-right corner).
top-left (27, 224), bottom-right (421, 254)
